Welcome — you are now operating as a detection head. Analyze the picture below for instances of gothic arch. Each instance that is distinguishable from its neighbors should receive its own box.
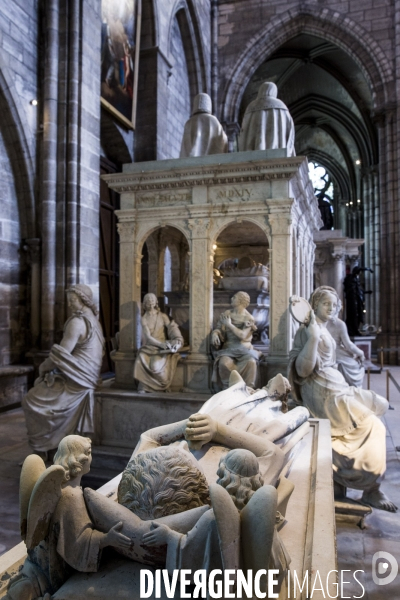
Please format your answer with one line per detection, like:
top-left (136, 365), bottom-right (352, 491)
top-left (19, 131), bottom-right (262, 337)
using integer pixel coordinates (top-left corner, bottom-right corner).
top-left (0, 59), bottom-right (36, 239)
top-left (168, 0), bottom-right (208, 101)
top-left (221, 6), bottom-right (393, 124)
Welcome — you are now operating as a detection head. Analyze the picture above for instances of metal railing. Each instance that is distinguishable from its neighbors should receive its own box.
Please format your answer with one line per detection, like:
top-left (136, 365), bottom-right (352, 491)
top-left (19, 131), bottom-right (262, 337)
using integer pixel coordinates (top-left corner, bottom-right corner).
top-left (366, 365), bottom-right (398, 409)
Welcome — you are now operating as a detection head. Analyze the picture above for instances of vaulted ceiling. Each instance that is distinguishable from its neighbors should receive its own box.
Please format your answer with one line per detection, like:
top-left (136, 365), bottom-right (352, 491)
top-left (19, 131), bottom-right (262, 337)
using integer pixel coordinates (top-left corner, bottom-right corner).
top-left (239, 34), bottom-right (377, 219)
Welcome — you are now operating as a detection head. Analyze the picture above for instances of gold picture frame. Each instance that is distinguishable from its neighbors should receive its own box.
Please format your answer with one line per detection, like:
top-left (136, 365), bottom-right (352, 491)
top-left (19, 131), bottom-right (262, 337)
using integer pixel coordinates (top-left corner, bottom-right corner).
top-left (100, 0), bottom-right (142, 130)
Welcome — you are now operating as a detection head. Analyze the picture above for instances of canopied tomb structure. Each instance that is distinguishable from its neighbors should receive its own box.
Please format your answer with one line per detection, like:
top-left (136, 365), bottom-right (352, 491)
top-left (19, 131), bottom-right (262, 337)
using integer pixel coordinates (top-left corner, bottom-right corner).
top-left (104, 150), bottom-right (322, 392)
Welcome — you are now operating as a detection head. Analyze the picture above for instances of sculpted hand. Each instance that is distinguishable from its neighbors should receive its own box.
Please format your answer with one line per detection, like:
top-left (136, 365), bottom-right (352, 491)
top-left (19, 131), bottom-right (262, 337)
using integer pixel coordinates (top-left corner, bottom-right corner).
top-left (220, 314), bottom-right (232, 327)
top-left (142, 522), bottom-right (171, 547)
top-left (185, 413), bottom-right (217, 446)
top-left (211, 331), bottom-right (221, 347)
top-left (355, 351), bottom-right (365, 364)
top-left (39, 357), bottom-right (55, 376)
top-left (101, 521), bottom-right (131, 550)
top-left (305, 310), bottom-right (321, 341)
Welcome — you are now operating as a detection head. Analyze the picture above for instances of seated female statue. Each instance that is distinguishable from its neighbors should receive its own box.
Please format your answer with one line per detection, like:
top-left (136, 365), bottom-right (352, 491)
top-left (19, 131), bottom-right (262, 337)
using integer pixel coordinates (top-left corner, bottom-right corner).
top-left (211, 291), bottom-right (261, 389)
top-left (288, 286), bottom-right (396, 512)
top-left (134, 293), bottom-right (184, 392)
top-left (22, 284), bottom-right (104, 460)
top-left (326, 307), bottom-right (365, 388)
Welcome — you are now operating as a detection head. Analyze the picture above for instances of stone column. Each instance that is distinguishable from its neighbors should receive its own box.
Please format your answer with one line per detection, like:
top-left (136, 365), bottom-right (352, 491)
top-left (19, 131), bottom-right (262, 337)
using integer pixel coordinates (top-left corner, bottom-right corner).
top-left (307, 238), bottom-right (316, 298)
top-left (112, 220), bottom-right (140, 387)
top-left (186, 218), bottom-right (213, 392)
top-left (330, 244), bottom-right (346, 302)
top-left (24, 239), bottom-right (41, 349)
top-left (40, 0), bottom-right (59, 350)
top-left (224, 122), bottom-right (240, 153)
top-left (267, 212), bottom-right (293, 377)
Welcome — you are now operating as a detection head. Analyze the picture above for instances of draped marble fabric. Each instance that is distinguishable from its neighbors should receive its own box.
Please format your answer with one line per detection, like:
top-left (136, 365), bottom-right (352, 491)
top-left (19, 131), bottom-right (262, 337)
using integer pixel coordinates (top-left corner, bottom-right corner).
top-left (180, 112), bottom-right (228, 157)
top-left (238, 82), bottom-right (296, 156)
top-left (288, 325), bottom-right (388, 489)
top-left (134, 313), bottom-right (183, 392)
top-left (23, 312), bottom-right (104, 452)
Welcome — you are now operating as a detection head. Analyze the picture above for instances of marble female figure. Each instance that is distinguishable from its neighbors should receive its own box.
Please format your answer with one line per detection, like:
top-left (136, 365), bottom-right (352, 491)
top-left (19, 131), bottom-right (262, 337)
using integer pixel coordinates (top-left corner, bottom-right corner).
top-left (134, 293), bottom-right (184, 392)
top-left (288, 286), bottom-right (396, 511)
top-left (211, 291), bottom-right (261, 389)
top-left (327, 305), bottom-right (365, 388)
top-left (22, 285), bottom-right (104, 459)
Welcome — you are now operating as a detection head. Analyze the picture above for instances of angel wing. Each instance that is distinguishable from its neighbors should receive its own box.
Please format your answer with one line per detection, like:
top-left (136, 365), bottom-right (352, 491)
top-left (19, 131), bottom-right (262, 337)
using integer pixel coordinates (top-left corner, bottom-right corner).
top-left (20, 454), bottom-right (46, 540)
top-left (240, 485), bottom-right (277, 584)
top-left (25, 465), bottom-right (66, 550)
top-left (209, 483), bottom-right (240, 571)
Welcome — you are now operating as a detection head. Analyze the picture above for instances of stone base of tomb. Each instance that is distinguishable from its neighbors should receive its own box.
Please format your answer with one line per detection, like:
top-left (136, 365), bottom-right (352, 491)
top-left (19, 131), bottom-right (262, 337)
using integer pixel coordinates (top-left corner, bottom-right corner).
top-left (92, 382), bottom-right (208, 449)
top-left (0, 419), bottom-right (336, 600)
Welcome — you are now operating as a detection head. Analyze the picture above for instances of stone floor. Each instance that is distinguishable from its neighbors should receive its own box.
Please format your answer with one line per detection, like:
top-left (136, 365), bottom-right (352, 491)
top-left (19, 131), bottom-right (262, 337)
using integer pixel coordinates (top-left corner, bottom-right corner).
top-left (0, 368), bottom-right (400, 598)
top-left (336, 366), bottom-right (400, 599)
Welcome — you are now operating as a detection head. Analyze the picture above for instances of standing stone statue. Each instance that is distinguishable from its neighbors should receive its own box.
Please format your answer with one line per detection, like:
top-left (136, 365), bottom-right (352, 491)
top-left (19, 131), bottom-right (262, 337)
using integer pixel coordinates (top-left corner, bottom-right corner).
top-left (22, 285), bottom-right (105, 460)
top-left (343, 266), bottom-right (373, 336)
top-left (134, 293), bottom-right (184, 392)
top-left (211, 291), bottom-right (261, 389)
top-left (180, 92), bottom-right (228, 157)
top-left (238, 81), bottom-right (296, 156)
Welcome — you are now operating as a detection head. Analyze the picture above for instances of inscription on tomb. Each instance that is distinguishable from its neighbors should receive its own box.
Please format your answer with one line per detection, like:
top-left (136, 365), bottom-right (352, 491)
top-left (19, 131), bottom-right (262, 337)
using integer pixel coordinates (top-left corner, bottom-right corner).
top-left (136, 190), bottom-right (192, 208)
top-left (210, 186), bottom-right (253, 202)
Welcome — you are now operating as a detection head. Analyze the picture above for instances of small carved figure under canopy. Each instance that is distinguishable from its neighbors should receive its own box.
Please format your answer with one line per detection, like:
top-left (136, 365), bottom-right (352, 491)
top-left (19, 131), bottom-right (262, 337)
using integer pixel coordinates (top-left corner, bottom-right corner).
top-left (238, 81), bottom-right (296, 156)
top-left (211, 291), bottom-right (261, 389)
top-left (180, 93), bottom-right (228, 158)
top-left (288, 286), bottom-right (397, 512)
top-left (134, 293), bottom-right (184, 392)
top-left (22, 285), bottom-right (104, 459)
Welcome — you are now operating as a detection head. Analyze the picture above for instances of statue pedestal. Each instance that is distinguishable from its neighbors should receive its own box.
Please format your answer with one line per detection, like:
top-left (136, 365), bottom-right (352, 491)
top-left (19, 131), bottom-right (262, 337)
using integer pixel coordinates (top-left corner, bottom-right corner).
top-left (351, 335), bottom-right (381, 373)
top-left (93, 384), bottom-right (208, 449)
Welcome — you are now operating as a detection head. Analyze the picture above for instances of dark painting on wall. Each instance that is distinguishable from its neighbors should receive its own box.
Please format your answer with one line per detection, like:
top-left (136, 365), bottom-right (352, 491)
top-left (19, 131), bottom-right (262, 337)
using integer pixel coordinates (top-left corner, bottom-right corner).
top-left (101, 0), bottom-right (141, 129)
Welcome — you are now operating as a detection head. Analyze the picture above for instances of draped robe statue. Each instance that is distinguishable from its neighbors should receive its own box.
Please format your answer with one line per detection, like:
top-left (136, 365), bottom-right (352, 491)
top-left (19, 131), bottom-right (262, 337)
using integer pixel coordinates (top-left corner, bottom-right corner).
top-left (238, 81), bottom-right (296, 156)
top-left (180, 93), bottom-right (228, 157)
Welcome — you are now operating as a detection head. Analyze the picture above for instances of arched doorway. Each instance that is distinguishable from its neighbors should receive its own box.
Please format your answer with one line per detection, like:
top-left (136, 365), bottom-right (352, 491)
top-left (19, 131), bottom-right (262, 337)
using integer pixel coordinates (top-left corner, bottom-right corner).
top-left (141, 226), bottom-right (190, 345)
top-left (213, 220), bottom-right (270, 347)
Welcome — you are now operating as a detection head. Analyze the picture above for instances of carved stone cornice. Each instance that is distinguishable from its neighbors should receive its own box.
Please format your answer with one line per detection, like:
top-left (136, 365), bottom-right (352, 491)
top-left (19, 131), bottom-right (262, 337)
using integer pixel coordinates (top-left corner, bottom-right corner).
top-left (103, 159), bottom-right (305, 193)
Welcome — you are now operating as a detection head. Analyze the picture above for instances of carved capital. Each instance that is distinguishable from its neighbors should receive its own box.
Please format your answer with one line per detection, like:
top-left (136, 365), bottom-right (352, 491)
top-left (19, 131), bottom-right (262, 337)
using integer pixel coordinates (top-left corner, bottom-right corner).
top-left (269, 213), bottom-right (292, 235)
top-left (187, 218), bottom-right (211, 238)
top-left (117, 221), bottom-right (136, 242)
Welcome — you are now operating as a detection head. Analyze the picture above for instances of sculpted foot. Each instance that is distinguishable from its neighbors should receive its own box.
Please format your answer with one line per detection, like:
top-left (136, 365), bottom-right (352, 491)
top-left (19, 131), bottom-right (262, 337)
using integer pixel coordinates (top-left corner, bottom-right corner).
top-left (361, 488), bottom-right (398, 512)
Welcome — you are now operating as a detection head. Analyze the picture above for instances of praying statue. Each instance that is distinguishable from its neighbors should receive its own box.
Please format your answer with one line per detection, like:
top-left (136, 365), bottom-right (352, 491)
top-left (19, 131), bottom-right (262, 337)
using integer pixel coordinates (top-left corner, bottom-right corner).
top-left (134, 293), bottom-right (184, 392)
top-left (22, 284), bottom-right (104, 461)
top-left (211, 291), bottom-right (261, 389)
top-left (180, 92), bottom-right (228, 157)
top-left (238, 81), bottom-right (296, 156)
top-left (288, 286), bottom-right (397, 512)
